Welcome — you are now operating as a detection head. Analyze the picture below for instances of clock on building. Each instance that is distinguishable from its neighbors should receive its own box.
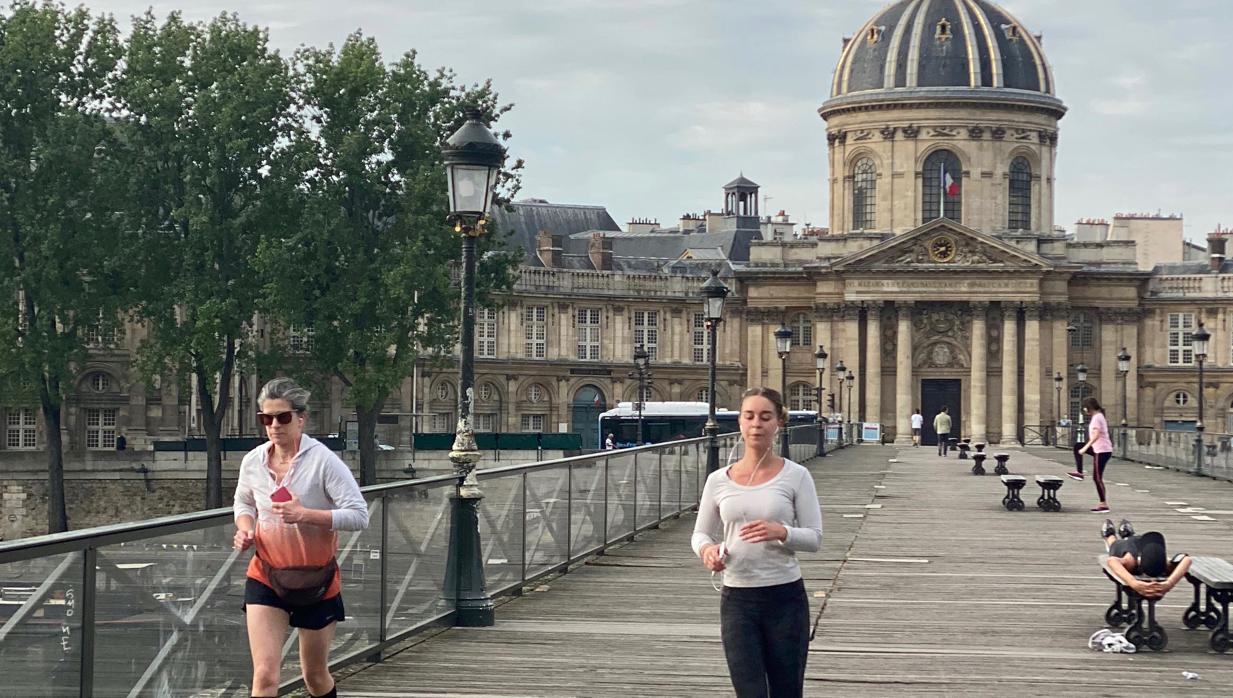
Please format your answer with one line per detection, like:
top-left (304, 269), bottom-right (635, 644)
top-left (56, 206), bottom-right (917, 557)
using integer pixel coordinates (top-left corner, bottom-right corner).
top-left (928, 234), bottom-right (957, 263)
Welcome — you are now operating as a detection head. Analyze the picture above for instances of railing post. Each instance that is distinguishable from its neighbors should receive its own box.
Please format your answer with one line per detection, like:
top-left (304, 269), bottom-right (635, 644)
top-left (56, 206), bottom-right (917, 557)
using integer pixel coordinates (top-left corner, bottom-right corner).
top-left (632, 453), bottom-right (639, 532)
top-left (657, 451), bottom-right (664, 524)
top-left (601, 457), bottom-right (609, 546)
top-left (520, 471), bottom-right (528, 583)
top-left (368, 496), bottom-right (389, 662)
top-left (79, 546), bottom-right (97, 698)
top-left (566, 462), bottom-right (573, 563)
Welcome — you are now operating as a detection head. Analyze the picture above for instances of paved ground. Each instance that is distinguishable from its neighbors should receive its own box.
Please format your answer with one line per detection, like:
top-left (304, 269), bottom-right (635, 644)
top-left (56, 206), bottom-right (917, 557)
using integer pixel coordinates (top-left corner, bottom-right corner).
top-left (334, 444), bottom-right (1233, 696)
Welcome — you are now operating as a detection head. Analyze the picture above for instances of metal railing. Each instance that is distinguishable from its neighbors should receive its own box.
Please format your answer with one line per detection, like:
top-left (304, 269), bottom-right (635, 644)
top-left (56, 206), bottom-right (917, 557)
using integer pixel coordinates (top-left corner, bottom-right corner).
top-left (0, 434), bottom-right (747, 697)
top-left (1112, 427), bottom-right (1233, 482)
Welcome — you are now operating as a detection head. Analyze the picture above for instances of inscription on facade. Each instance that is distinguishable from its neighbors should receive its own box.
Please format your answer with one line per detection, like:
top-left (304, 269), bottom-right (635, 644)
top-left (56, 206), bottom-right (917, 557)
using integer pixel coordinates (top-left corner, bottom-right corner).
top-left (847, 279), bottom-right (1036, 293)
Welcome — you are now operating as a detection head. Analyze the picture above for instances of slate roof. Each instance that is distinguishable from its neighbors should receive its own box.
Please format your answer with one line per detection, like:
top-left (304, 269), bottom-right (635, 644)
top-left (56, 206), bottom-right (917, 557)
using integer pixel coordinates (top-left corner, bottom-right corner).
top-left (488, 200), bottom-right (621, 268)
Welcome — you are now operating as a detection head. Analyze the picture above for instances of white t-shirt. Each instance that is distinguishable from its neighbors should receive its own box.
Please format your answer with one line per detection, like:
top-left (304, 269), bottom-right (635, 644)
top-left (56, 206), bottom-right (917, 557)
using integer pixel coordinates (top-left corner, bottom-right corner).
top-left (910, 413), bottom-right (924, 429)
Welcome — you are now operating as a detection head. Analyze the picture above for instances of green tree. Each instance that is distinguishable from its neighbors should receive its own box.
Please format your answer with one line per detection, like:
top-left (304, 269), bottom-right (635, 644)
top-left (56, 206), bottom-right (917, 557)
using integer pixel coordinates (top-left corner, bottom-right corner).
top-left (259, 34), bottom-right (521, 485)
top-left (0, 1), bottom-right (126, 532)
top-left (116, 12), bottom-right (296, 508)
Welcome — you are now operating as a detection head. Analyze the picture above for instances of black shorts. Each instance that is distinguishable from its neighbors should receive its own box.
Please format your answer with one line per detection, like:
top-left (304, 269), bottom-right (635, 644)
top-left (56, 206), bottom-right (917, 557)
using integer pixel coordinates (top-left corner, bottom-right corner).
top-left (243, 578), bottom-right (346, 630)
top-left (912, 428), bottom-right (921, 436)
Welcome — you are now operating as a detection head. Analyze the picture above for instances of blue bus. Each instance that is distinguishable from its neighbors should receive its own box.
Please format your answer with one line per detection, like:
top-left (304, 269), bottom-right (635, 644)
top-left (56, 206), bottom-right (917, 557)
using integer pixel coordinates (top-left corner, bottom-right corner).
top-left (597, 401), bottom-right (818, 449)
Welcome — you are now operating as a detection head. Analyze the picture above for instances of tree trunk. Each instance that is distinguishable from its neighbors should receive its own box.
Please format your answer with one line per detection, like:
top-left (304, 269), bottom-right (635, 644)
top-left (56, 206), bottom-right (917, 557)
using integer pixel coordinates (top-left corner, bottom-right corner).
top-left (197, 338), bottom-right (236, 509)
top-left (40, 385), bottom-right (67, 533)
top-left (356, 404), bottom-right (380, 486)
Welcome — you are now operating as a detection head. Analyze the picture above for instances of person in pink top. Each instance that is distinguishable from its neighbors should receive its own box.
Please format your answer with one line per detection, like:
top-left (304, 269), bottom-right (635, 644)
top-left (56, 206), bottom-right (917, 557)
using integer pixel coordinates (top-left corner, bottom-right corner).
top-left (1077, 397), bottom-right (1115, 512)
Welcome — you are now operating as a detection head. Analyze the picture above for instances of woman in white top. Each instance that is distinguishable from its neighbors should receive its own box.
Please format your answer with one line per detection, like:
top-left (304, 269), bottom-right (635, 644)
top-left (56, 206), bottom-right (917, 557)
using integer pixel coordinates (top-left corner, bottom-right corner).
top-left (233, 378), bottom-right (369, 698)
top-left (692, 387), bottom-right (823, 698)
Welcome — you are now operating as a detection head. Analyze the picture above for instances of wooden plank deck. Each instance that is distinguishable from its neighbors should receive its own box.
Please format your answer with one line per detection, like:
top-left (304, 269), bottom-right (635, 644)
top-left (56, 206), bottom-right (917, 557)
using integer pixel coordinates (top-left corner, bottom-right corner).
top-left (332, 445), bottom-right (1233, 696)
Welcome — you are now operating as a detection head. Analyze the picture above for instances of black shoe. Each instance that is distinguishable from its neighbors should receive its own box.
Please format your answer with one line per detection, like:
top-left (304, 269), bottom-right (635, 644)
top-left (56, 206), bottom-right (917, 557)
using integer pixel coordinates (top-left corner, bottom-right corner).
top-left (1118, 519), bottom-right (1135, 539)
top-left (1101, 519), bottom-right (1116, 539)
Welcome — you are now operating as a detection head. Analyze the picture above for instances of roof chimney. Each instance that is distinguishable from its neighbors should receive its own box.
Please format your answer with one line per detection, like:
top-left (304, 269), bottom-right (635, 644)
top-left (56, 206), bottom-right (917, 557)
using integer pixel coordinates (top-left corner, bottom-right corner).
top-left (536, 230), bottom-right (562, 268)
top-left (588, 233), bottom-right (613, 271)
top-left (1209, 226), bottom-right (1230, 272)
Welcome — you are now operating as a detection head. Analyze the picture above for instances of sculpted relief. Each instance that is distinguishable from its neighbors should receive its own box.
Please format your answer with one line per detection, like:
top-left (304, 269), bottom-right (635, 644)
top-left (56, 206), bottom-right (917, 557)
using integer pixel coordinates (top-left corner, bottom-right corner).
top-left (881, 238), bottom-right (1007, 266)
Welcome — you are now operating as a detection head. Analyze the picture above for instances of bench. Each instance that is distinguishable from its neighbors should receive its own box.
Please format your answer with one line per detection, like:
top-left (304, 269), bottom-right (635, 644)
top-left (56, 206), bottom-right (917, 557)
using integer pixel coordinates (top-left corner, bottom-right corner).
top-left (1035, 476), bottom-right (1063, 512)
top-left (1100, 554), bottom-right (1168, 651)
top-left (1183, 555), bottom-right (1233, 653)
top-left (993, 453), bottom-right (1011, 475)
top-left (947, 436), bottom-right (958, 454)
top-left (956, 441), bottom-right (970, 460)
top-left (970, 452), bottom-right (987, 475)
top-left (1000, 475), bottom-right (1026, 511)
top-left (973, 442), bottom-right (987, 456)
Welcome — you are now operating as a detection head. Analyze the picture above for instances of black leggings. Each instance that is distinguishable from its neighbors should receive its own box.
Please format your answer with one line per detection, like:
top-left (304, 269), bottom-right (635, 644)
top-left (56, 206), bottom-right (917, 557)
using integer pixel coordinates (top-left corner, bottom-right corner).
top-left (720, 579), bottom-right (809, 698)
top-left (1092, 451), bottom-right (1112, 502)
top-left (1073, 442), bottom-right (1085, 472)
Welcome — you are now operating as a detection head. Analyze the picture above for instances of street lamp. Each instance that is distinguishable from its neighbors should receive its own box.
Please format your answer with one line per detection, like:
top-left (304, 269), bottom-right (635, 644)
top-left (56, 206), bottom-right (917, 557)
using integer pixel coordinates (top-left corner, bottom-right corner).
top-left (1117, 347), bottom-right (1131, 457)
top-left (844, 370), bottom-right (855, 444)
top-left (442, 108), bottom-right (505, 627)
top-left (630, 344), bottom-right (653, 445)
top-left (1053, 371), bottom-right (1063, 446)
top-left (815, 344), bottom-right (828, 457)
top-left (1075, 362), bottom-right (1089, 449)
top-left (774, 324), bottom-right (793, 457)
top-left (700, 270), bottom-right (729, 474)
top-left (1193, 321), bottom-right (1211, 474)
top-left (833, 359), bottom-right (846, 446)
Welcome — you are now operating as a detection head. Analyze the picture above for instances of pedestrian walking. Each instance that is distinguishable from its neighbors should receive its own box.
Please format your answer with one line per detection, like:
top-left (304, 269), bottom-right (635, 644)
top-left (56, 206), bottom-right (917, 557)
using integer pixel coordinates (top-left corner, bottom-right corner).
top-left (910, 408), bottom-right (923, 447)
top-left (604, 432), bottom-right (616, 450)
top-left (933, 406), bottom-right (952, 456)
top-left (1077, 396), bottom-right (1114, 512)
top-left (692, 387), bottom-right (822, 698)
top-left (233, 377), bottom-right (370, 698)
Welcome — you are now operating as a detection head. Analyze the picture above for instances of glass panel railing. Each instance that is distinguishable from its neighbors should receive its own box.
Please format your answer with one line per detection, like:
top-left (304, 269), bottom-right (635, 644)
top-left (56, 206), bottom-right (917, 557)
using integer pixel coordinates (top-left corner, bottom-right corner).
top-left (525, 465), bottom-right (569, 578)
top-left (384, 483), bottom-right (455, 638)
top-left (635, 451), bottom-right (661, 529)
top-left (0, 551), bottom-right (84, 698)
top-left (477, 471), bottom-right (525, 596)
top-left (606, 452), bottom-right (636, 544)
top-left (569, 459), bottom-right (603, 559)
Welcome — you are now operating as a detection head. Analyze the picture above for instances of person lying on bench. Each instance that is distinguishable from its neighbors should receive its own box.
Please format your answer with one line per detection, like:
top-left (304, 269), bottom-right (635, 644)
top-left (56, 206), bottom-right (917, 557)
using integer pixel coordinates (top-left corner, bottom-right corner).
top-left (1102, 519), bottom-right (1191, 599)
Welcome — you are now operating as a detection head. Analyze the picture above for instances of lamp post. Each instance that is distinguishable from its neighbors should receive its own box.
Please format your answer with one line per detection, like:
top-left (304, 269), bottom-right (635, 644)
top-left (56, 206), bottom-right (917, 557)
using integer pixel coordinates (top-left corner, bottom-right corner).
top-left (774, 324), bottom-right (793, 457)
top-left (701, 270), bottom-right (729, 473)
top-left (441, 108), bottom-right (504, 627)
top-left (1193, 321), bottom-right (1210, 474)
top-left (1076, 362), bottom-right (1089, 447)
top-left (833, 359), bottom-right (846, 446)
top-left (845, 370), bottom-right (855, 444)
top-left (1053, 371), bottom-right (1063, 447)
top-left (814, 345), bottom-right (828, 457)
top-left (1117, 347), bottom-right (1131, 458)
top-left (630, 344), bottom-right (652, 445)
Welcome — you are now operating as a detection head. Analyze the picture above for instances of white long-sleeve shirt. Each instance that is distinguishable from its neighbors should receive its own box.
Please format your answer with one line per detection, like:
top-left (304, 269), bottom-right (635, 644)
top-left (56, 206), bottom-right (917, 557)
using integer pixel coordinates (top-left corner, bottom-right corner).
top-left (691, 459), bottom-right (822, 588)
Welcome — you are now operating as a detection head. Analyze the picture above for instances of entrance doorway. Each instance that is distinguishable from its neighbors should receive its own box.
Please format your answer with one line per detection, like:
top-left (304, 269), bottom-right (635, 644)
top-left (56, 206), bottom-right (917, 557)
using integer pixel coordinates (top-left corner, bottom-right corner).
top-left (571, 385), bottom-right (607, 449)
top-left (921, 379), bottom-right (961, 445)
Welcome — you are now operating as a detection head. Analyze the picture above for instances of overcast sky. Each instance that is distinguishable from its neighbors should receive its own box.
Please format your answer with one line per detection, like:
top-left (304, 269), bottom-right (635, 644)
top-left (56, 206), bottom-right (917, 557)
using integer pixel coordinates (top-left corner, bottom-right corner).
top-left (86, 0), bottom-right (1231, 242)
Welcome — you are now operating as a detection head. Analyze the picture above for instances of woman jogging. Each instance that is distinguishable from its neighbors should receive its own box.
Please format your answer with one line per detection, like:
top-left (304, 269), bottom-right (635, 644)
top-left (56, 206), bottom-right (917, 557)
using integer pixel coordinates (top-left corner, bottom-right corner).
top-left (691, 387), bottom-right (823, 697)
top-left (1077, 396), bottom-right (1114, 513)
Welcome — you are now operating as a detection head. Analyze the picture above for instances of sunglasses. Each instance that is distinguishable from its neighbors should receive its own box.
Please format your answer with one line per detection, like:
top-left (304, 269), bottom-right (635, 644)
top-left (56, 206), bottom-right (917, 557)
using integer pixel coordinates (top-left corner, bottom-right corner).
top-left (257, 410), bottom-right (299, 427)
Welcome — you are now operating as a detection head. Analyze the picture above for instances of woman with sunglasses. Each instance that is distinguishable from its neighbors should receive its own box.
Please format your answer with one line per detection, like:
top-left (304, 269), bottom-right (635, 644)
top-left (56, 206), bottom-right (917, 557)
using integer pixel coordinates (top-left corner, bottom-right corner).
top-left (233, 377), bottom-right (369, 698)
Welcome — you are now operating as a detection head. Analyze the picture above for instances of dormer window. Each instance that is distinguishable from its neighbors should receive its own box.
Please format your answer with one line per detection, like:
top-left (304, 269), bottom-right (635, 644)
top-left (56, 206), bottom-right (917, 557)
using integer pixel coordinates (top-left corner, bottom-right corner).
top-left (1001, 23), bottom-right (1021, 42)
top-left (935, 19), bottom-right (952, 41)
top-left (867, 25), bottom-right (885, 44)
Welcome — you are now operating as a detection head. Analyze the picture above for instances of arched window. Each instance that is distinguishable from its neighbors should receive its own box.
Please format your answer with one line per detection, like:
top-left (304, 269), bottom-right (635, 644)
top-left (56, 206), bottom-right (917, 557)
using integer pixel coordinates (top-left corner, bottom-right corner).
top-left (789, 383), bottom-right (814, 411)
top-left (696, 387), bottom-right (709, 403)
top-left (1069, 383), bottom-right (1095, 422)
top-left (852, 158), bottom-right (877, 230)
top-left (1173, 391), bottom-right (1191, 407)
top-left (922, 150), bottom-right (962, 223)
top-left (792, 313), bottom-right (812, 347)
top-left (1008, 157), bottom-right (1032, 230)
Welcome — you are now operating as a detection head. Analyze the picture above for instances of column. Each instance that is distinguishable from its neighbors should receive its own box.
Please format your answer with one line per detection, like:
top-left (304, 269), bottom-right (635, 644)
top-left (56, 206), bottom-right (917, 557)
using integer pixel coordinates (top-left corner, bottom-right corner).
top-left (1100, 311), bottom-right (1119, 415)
top-left (842, 304), bottom-right (861, 426)
top-left (1124, 313), bottom-right (1140, 427)
top-left (894, 302), bottom-right (913, 444)
top-left (1001, 303), bottom-right (1020, 444)
top-left (1050, 304), bottom-right (1070, 424)
top-left (864, 302), bottom-right (882, 426)
top-left (745, 310), bottom-right (765, 390)
top-left (1023, 303), bottom-right (1043, 436)
top-left (815, 305), bottom-right (836, 415)
top-left (969, 301), bottom-right (988, 441)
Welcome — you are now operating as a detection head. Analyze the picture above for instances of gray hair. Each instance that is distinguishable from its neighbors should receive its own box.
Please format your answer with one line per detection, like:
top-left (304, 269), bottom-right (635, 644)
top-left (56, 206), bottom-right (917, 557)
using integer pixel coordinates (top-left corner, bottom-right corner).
top-left (257, 377), bottom-right (311, 412)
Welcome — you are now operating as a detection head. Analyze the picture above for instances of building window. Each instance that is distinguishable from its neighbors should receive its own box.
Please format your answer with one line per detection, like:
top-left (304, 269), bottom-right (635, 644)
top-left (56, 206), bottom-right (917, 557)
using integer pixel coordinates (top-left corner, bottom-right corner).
top-left (1069, 383), bottom-right (1095, 422)
top-left (477, 308), bottom-right (497, 359)
top-left (633, 310), bottom-right (659, 360)
top-left (696, 387), bottom-right (710, 403)
top-left (431, 412), bottom-right (453, 433)
top-left (1168, 313), bottom-right (1195, 366)
top-left (1008, 157), bottom-right (1032, 230)
top-left (435, 382), bottom-right (451, 401)
top-left (577, 308), bottom-right (601, 361)
top-left (692, 313), bottom-right (709, 363)
top-left (1069, 312), bottom-right (1094, 350)
top-left (789, 383), bottom-right (814, 411)
top-left (288, 325), bottom-right (315, 354)
top-left (922, 150), bottom-right (962, 223)
top-left (523, 305), bottom-right (547, 359)
top-left (520, 414), bottom-right (544, 432)
top-left (792, 313), bottom-right (812, 347)
top-left (89, 373), bottom-right (111, 393)
top-left (528, 384), bottom-right (545, 404)
top-left (5, 408), bottom-right (37, 449)
top-left (1173, 391), bottom-right (1191, 407)
top-left (478, 383), bottom-right (496, 402)
top-left (852, 158), bottom-right (877, 230)
top-left (474, 413), bottom-right (497, 432)
top-left (85, 408), bottom-right (117, 450)
top-left (84, 312), bottom-right (122, 348)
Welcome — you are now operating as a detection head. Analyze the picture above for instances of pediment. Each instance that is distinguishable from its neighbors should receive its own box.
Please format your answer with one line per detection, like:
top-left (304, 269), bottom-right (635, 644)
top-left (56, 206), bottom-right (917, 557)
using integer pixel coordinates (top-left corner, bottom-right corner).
top-left (831, 219), bottom-right (1052, 271)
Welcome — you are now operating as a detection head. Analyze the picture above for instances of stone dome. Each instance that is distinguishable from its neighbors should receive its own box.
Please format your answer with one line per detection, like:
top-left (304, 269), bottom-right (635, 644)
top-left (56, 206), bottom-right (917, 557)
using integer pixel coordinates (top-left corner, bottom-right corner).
top-left (824, 0), bottom-right (1063, 116)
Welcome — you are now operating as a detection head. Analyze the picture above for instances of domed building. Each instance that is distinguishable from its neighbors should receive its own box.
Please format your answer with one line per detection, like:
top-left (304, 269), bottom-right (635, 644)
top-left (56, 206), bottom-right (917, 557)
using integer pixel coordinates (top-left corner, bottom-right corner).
top-left (735, 0), bottom-right (1228, 445)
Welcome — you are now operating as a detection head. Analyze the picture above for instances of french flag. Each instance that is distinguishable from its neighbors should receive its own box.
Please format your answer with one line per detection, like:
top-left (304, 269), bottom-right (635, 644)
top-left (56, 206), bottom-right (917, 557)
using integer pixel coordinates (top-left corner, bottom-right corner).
top-left (943, 168), bottom-right (959, 197)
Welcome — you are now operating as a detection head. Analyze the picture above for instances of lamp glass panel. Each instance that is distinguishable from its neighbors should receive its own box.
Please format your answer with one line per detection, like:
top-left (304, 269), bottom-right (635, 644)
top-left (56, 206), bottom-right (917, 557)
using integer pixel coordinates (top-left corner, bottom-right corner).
top-left (447, 164), bottom-right (493, 215)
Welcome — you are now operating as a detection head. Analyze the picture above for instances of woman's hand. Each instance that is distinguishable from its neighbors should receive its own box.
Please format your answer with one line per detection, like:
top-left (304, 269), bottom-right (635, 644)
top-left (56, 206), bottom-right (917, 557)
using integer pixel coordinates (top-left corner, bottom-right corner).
top-left (739, 520), bottom-right (787, 544)
top-left (233, 528), bottom-right (255, 551)
top-left (271, 492), bottom-right (307, 524)
top-left (700, 543), bottom-right (726, 572)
